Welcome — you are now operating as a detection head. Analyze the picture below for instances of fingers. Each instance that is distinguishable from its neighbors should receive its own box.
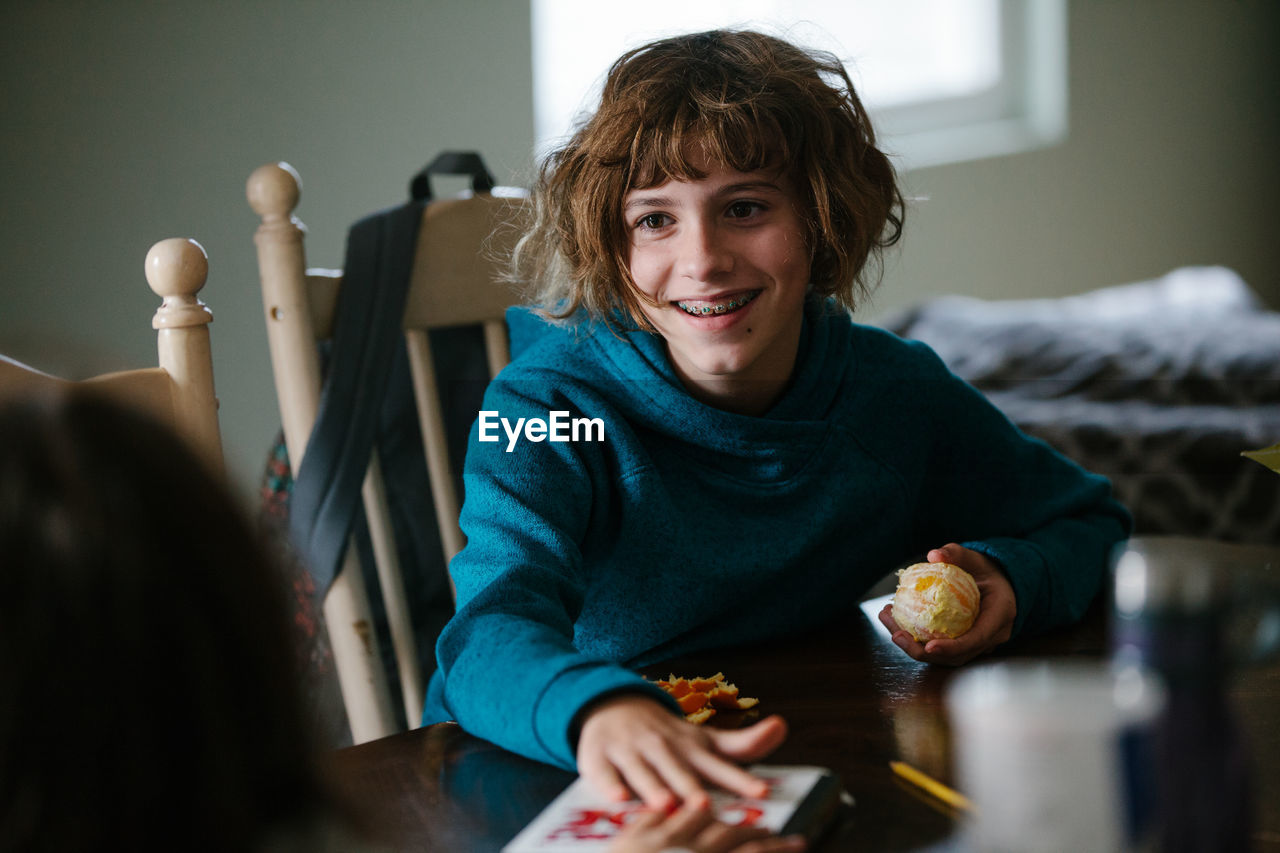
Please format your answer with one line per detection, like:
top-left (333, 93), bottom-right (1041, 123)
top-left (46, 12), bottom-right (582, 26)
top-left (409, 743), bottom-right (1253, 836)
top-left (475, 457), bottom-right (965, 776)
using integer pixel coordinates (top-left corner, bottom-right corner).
top-left (890, 627), bottom-right (983, 666)
top-left (610, 801), bottom-right (807, 853)
top-left (619, 806), bottom-right (667, 832)
top-left (578, 696), bottom-right (704, 808)
top-left (712, 714), bottom-right (788, 762)
top-left (606, 804), bottom-right (708, 853)
top-left (667, 718), bottom-right (784, 803)
top-left (927, 543), bottom-right (986, 575)
top-left (696, 715), bottom-right (787, 799)
top-left (655, 799), bottom-right (717, 836)
top-left (639, 737), bottom-right (713, 809)
top-left (919, 636), bottom-right (982, 666)
top-left (579, 746), bottom-right (635, 803)
top-left (582, 707), bottom-right (808, 853)
top-left (879, 602), bottom-right (934, 661)
top-left (878, 602), bottom-right (903, 636)
top-left (887, 599), bottom-right (997, 666)
top-left (686, 749), bottom-right (769, 801)
top-left (600, 732), bottom-right (714, 809)
top-left (577, 697), bottom-right (787, 809)
top-left (926, 544), bottom-right (958, 564)
top-left (612, 746), bottom-right (683, 810)
top-left (888, 626), bottom-right (932, 662)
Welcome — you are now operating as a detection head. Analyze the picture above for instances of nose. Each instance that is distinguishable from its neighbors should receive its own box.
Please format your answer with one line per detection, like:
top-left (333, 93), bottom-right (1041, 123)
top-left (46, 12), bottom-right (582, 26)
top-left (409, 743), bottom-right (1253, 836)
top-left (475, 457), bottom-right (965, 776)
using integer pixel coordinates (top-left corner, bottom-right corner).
top-left (676, 220), bottom-right (733, 281)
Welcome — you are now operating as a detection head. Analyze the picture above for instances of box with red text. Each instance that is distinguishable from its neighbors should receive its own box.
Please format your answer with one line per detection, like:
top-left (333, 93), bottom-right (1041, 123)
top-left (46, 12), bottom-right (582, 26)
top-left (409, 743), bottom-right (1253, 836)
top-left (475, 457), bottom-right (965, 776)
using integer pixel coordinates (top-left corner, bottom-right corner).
top-left (502, 764), bottom-right (846, 852)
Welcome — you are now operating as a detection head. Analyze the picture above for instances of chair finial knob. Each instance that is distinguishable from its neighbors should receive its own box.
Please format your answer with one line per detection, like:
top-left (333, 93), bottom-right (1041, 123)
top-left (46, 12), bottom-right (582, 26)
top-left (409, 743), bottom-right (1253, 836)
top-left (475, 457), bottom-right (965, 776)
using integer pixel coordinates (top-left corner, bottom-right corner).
top-left (247, 162), bottom-right (302, 220)
top-left (147, 238), bottom-right (212, 329)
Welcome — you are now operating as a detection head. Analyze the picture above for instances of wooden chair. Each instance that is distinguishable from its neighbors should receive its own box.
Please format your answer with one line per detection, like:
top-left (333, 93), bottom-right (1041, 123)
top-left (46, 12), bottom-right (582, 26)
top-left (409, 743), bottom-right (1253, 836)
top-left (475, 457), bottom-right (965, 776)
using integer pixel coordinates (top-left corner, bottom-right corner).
top-left (0, 238), bottom-right (222, 472)
top-left (247, 161), bottom-right (526, 743)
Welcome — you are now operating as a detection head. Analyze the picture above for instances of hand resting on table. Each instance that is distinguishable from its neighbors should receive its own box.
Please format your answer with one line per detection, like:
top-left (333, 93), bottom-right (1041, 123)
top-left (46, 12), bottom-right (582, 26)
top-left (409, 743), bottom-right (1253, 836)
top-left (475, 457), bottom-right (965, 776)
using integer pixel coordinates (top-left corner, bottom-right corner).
top-left (577, 694), bottom-right (788, 810)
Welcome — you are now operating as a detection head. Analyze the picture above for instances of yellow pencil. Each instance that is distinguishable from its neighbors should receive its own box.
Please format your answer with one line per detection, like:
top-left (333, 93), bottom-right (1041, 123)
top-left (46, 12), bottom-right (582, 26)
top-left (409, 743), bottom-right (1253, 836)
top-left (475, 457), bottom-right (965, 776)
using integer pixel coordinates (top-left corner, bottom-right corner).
top-left (889, 760), bottom-right (975, 812)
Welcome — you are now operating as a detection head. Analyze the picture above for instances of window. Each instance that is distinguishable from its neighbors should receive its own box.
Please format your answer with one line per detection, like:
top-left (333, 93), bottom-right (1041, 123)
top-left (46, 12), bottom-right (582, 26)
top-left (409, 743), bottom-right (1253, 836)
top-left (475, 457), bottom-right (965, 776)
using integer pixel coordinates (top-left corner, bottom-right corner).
top-left (530, 0), bottom-right (1066, 169)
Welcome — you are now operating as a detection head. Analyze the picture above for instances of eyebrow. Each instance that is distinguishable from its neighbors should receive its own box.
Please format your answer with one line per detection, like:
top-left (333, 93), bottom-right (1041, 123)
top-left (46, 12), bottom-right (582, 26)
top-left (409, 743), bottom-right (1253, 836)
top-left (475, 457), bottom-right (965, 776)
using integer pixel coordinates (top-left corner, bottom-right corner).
top-left (622, 180), bottom-right (785, 213)
top-left (622, 195), bottom-right (673, 213)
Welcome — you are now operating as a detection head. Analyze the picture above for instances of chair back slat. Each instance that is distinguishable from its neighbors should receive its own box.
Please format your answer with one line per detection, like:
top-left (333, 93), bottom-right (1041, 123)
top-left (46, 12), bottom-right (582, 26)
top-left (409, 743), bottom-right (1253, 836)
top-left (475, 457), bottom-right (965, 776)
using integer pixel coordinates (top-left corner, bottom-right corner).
top-left (360, 452), bottom-right (426, 725)
top-left (404, 329), bottom-right (466, 574)
top-left (482, 319), bottom-right (511, 376)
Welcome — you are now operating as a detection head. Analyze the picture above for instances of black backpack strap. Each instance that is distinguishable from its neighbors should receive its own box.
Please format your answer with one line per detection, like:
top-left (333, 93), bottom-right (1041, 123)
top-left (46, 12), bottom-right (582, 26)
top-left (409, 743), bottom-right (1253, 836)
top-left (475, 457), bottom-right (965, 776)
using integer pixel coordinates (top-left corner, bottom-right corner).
top-left (288, 199), bottom-right (424, 595)
top-left (285, 153), bottom-right (497, 709)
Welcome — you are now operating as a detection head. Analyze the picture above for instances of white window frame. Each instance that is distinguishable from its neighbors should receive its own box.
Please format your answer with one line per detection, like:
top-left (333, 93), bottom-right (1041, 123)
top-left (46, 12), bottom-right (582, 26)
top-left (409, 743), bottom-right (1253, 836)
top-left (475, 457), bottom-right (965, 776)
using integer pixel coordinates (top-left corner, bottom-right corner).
top-left (530, 0), bottom-right (1067, 171)
top-left (873, 0), bottom-right (1068, 169)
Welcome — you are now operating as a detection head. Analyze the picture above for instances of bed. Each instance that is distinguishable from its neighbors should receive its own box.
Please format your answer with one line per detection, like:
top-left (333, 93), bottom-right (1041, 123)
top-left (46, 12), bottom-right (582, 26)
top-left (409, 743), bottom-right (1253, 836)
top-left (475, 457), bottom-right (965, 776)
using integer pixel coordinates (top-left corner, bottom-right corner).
top-left (879, 266), bottom-right (1280, 545)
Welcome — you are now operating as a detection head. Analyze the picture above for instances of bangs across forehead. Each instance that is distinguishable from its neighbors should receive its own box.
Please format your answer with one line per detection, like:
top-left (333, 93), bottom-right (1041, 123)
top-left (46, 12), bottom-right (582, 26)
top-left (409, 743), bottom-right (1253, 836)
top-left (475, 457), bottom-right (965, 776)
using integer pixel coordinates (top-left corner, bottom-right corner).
top-left (628, 114), bottom-right (789, 191)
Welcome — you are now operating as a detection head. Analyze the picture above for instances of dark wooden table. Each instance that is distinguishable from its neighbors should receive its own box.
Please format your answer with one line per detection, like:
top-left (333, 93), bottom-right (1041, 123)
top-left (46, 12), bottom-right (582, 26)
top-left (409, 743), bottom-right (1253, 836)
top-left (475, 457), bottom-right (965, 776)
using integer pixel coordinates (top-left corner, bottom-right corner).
top-left (332, 562), bottom-right (1280, 851)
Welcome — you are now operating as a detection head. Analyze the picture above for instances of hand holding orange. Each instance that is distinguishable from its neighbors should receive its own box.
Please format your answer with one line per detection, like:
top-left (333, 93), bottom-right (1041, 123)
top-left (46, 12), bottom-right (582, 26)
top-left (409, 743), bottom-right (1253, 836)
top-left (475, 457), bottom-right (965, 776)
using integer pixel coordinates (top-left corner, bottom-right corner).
top-left (891, 561), bottom-right (981, 642)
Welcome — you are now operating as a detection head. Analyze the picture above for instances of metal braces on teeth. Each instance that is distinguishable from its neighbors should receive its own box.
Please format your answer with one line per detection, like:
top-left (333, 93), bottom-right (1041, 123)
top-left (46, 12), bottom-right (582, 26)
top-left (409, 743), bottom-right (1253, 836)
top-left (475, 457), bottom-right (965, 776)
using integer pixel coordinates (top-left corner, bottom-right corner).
top-left (678, 292), bottom-right (756, 316)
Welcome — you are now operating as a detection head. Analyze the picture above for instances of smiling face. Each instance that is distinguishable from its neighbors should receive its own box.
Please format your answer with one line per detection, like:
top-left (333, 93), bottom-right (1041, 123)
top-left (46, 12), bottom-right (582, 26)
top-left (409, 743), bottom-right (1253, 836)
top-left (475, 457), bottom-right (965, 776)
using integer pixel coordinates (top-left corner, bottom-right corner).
top-left (623, 154), bottom-right (812, 415)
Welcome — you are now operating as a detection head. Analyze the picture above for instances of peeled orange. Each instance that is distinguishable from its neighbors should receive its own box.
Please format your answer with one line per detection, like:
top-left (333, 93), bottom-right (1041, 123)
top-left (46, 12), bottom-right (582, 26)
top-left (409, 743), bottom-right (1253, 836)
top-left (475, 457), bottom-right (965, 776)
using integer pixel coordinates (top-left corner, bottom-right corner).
top-left (891, 561), bottom-right (980, 642)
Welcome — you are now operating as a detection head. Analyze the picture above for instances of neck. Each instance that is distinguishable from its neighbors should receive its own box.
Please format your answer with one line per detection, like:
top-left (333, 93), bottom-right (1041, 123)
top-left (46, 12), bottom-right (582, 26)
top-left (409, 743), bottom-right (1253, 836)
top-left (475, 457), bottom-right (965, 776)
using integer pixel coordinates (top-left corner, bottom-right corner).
top-left (670, 352), bottom-right (798, 416)
top-left (680, 375), bottom-right (789, 416)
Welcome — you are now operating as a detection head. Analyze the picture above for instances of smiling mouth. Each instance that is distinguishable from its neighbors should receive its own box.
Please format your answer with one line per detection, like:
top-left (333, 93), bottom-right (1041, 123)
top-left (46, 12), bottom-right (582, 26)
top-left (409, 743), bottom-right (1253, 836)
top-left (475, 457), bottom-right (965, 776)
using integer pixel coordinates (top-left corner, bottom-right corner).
top-left (675, 290), bottom-right (761, 317)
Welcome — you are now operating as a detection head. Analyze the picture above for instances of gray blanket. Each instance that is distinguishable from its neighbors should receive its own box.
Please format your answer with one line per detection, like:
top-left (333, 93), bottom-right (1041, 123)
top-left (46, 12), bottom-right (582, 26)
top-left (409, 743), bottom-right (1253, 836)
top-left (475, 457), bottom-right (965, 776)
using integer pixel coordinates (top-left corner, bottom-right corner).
top-left (881, 267), bottom-right (1280, 544)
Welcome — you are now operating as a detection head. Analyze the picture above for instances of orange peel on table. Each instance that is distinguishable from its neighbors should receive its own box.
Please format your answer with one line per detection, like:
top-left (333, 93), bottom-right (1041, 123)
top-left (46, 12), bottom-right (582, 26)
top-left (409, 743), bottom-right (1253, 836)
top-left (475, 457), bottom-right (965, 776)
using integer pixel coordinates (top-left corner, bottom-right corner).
top-left (652, 672), bottom-right (759, 724)
top-left (890, 561), bottom-right (981, 642)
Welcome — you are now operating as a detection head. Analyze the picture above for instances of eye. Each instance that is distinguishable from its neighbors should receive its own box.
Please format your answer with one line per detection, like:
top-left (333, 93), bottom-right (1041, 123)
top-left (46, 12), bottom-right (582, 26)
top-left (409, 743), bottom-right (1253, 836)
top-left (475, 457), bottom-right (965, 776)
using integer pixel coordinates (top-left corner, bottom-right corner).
top-left (726, 200), bottom-right (764, 219)
top-left (634, 212), bottom-right (670, 230)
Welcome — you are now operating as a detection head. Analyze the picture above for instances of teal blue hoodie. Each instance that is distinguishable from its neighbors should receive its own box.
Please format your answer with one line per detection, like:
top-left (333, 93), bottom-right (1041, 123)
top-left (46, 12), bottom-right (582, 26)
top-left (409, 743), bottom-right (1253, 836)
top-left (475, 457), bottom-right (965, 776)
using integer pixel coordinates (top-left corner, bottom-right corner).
top-left (423, 298), bottom-right (1131, 769)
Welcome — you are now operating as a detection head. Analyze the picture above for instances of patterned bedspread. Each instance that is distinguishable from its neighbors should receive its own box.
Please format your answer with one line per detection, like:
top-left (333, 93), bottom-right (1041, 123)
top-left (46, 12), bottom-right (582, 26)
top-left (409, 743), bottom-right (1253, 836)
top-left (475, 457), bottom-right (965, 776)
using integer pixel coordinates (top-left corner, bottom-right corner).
top-left (881, 266), bottom-right (1280, 545)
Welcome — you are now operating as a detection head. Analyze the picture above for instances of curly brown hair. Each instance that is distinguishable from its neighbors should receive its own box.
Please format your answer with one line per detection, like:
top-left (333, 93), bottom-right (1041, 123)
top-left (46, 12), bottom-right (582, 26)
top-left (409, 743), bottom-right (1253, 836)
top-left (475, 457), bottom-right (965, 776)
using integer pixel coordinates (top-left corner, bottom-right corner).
top-left (511, 28), bottom-right (905, 326)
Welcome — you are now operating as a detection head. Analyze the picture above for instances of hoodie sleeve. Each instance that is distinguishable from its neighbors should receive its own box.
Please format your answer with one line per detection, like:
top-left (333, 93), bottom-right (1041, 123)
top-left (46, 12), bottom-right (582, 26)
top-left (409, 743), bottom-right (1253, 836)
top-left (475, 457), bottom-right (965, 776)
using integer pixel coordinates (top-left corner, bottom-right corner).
top-left (900, 340), bottom-right (1133, 638)
top-left (429, 371), bottom-right (677, 769)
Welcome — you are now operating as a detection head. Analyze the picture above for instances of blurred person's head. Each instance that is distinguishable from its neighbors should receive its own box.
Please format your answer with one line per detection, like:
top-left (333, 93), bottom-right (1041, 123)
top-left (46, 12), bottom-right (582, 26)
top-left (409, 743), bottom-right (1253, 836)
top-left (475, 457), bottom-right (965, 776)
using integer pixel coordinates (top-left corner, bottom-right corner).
top-left (0, 391), bottom-right (355, 850)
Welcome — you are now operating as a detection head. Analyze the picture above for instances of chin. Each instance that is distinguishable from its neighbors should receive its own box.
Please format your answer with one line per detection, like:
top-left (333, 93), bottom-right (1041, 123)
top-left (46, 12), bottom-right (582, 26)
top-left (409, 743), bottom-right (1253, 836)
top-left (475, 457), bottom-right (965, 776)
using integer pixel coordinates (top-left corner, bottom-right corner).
top-left (688, 351), bottom-right (758, 378)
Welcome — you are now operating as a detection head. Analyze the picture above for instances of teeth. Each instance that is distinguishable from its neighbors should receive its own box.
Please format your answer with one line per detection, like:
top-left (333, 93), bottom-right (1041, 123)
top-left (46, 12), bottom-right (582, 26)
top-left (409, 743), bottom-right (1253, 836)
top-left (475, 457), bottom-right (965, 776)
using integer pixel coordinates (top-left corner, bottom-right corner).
top-left (676, 291), bottom-right (758, 317)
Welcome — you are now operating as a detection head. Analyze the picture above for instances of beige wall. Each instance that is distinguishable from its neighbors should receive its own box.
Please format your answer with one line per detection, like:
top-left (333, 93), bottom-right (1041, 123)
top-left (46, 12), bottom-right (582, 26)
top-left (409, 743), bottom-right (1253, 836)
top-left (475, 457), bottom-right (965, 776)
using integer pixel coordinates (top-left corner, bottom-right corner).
top-left (873, 0), bottom-right (1279, 316)
top-left (2, 1), bottom-right (1276, 501)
